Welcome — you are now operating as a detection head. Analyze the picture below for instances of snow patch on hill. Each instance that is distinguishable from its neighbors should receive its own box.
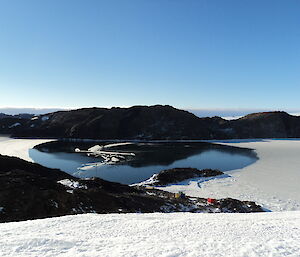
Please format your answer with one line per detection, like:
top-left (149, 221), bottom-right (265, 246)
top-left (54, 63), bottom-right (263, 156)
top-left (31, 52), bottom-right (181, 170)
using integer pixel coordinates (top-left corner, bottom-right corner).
top-left (57, 179), bottom-right (88, 194)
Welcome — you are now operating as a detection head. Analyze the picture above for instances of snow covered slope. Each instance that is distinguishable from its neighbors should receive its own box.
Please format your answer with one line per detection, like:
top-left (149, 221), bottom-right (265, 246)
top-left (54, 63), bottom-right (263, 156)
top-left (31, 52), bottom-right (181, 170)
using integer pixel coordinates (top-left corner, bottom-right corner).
top-left (161, 139), bottom-right (300, 211)
top-left (0, 212), bottom-right (299, 257)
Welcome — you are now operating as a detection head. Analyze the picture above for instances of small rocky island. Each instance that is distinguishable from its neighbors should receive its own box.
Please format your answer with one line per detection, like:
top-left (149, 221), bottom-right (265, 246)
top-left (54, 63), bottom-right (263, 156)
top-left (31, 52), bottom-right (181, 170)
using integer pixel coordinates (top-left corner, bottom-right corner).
top-left (0, 155), bottom-right (263, 223)
top-left (140, 167), bottom-right (224, 186)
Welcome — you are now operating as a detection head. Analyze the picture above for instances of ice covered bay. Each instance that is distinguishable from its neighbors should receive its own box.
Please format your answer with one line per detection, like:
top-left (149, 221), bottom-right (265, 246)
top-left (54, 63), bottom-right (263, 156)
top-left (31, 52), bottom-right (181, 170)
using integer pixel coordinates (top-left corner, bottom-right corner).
top-left (162, 139), bottom-right (300, 211)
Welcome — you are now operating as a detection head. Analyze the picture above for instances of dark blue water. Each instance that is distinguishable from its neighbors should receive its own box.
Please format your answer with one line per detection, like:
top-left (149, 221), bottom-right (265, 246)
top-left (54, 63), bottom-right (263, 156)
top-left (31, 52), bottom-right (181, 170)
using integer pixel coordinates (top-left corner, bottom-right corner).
top-left (29, 141), bottom-right (257, 184)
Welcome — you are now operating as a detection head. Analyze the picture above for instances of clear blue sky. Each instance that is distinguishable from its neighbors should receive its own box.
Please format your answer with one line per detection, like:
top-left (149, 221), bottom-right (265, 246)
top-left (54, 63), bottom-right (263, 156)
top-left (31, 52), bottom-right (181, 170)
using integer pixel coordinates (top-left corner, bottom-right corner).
top-left (0, 0), bottom-right (299, 110)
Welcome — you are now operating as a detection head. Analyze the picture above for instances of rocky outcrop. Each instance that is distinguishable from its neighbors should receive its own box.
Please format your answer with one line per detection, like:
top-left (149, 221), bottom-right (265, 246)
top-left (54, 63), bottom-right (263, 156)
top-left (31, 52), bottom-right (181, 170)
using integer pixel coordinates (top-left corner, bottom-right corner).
top-left (210, 198), bottom-right (263, 213)
top-left (0, 155), bottom-right (263, 222)
top-left (0, 113), bottom-right (10, 119)
top-left (0, 113), bottom-right (33, 134)
top-left (0, 113), bottom-right (34, 120)
top-left (141, 168), bottom-right (224, 186)
top-left (0, 117), bottom-right (27, 134)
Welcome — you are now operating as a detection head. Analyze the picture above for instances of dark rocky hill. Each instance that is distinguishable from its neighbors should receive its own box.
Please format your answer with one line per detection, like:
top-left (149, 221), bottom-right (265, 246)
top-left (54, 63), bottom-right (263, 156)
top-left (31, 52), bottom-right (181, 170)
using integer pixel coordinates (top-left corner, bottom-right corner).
top-left (11, 105), bottom-right (219, 139)
top-left (0, 113), bottom-right (34, 134)
top-left (228, 111), bottom-right (300, 138)
top-left (2, 106), bottom-right (300, 140)
top-left (0, 113), bottom-right (10, 119)
top-left (204, 111), bottom-right (300, 139)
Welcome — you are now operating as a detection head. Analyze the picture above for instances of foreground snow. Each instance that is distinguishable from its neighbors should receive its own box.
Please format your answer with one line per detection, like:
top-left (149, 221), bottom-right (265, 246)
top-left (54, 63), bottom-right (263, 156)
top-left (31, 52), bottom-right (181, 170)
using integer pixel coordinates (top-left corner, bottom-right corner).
top-left (161, 139), bottom-right (300, 211)
top-left (1, 211), bottom-right (300, 257)
top-left (0, 136), bottom-right (53, 162)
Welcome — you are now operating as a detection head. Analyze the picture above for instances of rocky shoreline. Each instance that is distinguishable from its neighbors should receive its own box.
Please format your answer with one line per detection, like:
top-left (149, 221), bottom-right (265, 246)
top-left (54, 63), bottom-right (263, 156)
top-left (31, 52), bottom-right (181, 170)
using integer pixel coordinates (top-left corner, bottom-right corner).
top-left (0, 155), bottom-right (264, 223)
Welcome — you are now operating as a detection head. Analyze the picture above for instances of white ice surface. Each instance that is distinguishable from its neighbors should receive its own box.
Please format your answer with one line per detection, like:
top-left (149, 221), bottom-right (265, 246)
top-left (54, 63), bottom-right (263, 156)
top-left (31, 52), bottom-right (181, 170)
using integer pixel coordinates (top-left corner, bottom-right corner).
top-left (102, 142), bottom-right (135, 148)
top-left (221, 115), bottom-right (243, 120)
top-left (160, 139), bottom-right (300, 211)
top-left (0, 136), bottom-right (54, 162)
top-left (0, 212), bottom-right (300, 257)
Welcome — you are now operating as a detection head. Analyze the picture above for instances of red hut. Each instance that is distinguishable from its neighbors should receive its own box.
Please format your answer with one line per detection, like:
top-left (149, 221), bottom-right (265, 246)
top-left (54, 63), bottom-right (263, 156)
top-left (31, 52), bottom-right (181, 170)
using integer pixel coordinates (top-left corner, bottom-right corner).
top-left (207, 198), bottom-right (216, 204)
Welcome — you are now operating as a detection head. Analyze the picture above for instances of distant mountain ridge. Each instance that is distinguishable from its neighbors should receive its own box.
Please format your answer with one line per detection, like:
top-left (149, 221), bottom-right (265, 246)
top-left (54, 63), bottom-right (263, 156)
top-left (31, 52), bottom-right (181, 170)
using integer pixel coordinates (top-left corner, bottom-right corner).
top-left (0, 108), bottom-right (65, 115)
top-left (2, 105), bottom-right (300, 140)
top-left (0, 113), bottom-right (33, 119)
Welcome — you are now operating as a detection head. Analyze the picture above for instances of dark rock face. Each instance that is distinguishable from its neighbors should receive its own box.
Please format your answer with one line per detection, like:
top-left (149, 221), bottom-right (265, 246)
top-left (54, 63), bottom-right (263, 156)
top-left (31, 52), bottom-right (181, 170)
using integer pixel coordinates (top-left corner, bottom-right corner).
top-left (229, 111), bottom-right (300, 138)
top-left (0, 117), bottom-right (27, 134)
top-left (10, 105), bottom-right (216, 140)
top-left (0, 113), bottom-right (10, 119)
top-left (143, 168), bottom-right (224, 186)
top-left (0, 113), bottom-right (34, 134)
top-left (0, 155), bottom-right (263, 222)
top-left (217, 111), bottom-right (300, 139)
top-left (6, 106), bottom-right (300, 140)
